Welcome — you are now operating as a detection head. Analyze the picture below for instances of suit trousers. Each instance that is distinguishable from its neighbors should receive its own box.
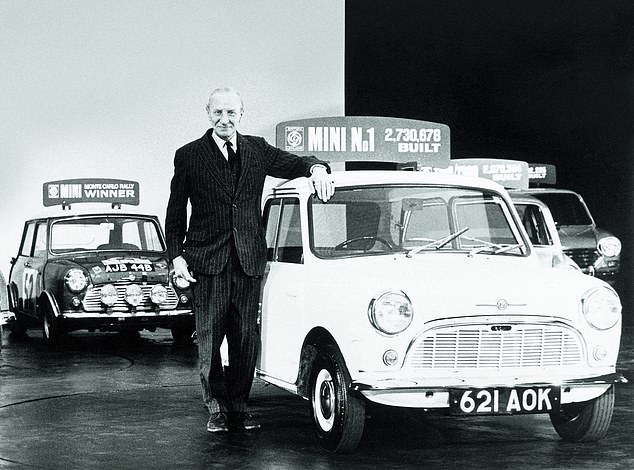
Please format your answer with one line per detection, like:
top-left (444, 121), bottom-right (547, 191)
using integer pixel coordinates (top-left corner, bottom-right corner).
top-left (192, 247), bottom-right (262, 414)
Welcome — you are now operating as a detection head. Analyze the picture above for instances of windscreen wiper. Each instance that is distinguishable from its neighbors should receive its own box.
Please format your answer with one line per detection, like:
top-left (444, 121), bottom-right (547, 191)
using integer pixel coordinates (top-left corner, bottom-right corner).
top-left (406, 226), bottom-right (469, 257)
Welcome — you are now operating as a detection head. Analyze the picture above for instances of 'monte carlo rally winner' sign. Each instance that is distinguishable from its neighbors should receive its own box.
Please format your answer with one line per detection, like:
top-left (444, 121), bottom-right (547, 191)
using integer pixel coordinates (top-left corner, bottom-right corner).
top-left (276, 116), bottom-right (451, 169)
top-left (43, 178), bottom-right (140, 207)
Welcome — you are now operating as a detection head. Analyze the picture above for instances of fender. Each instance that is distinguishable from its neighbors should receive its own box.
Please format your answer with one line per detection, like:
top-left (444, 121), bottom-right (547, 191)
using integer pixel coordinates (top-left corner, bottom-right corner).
top-left (38, 290), bottom-right (61, 319)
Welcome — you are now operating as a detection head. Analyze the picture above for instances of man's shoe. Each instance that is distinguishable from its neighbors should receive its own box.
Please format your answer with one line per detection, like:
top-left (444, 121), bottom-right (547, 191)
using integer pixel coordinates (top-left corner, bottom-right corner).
top-left (232, 412), bottom-right (261, 431)
top-left (206, 412), bottom-right (230, 433)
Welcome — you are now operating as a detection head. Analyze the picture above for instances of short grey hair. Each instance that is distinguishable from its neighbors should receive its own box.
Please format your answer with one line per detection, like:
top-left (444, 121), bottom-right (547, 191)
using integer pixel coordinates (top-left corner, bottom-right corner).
top-left (206, 87), bottom-right (244, 113)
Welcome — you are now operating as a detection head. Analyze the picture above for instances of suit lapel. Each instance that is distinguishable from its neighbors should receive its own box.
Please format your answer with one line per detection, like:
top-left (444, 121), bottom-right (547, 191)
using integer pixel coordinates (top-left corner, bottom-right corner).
top-left (196, 131), bottom-right (233, 197)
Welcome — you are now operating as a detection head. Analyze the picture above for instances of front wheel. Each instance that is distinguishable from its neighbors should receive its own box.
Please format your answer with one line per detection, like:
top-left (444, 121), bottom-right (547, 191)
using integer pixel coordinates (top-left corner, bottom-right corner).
top-left (309, 345), bottom-right (365, 453)
top-left (42, 311), bottom-right (65, 346)
top-left (549, 386), bottom-right (615, 442)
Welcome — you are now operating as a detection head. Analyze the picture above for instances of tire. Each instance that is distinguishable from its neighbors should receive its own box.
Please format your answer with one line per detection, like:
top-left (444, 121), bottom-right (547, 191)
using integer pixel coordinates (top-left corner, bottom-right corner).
top-left (8, 313), bottom-right (29, 336)
top-left (309, 345), bottom-right (365, 453)
top-left (170, 320), bottom-right (195, 345)
top-left (550, 386), bottom-right (615, 442)
top-left (42, 311), bottom-right (65, 346)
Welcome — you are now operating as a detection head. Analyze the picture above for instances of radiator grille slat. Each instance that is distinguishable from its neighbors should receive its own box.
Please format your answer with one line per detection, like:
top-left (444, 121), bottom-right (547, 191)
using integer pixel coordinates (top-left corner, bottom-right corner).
top-left (405, 325), bottom-right (583, 370)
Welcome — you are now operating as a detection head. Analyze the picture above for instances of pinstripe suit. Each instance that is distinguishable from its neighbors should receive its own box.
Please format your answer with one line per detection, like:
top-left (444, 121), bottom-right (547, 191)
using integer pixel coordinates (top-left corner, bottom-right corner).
top-left (165, 129), bottom-right (328, 414)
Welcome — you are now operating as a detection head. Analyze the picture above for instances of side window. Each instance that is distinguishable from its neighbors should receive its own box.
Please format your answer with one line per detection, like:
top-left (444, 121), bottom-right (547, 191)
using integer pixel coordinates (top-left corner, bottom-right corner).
top-left (263, 198), bottom-right (303, 264)
top-left (20, 223), bottom-right (36, 256)
top-left (264, 199), bottom-right (282, 261)
top-left (33, 222), bottom-right (48, 257)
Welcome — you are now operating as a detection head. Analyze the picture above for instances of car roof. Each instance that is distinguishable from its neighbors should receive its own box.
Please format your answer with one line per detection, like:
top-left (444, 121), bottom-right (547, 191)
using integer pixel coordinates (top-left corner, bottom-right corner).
top-left (512, 188), bottom-right (580, 196)
top-left (272, 170), bottom-right (509, 193)
top-left (509, 193), bottom-right (551, 208)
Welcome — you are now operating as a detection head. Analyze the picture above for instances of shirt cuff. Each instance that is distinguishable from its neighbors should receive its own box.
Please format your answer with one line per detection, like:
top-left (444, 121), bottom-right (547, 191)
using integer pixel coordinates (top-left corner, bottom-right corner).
top-left (309, 164), bottom-right (328, 175)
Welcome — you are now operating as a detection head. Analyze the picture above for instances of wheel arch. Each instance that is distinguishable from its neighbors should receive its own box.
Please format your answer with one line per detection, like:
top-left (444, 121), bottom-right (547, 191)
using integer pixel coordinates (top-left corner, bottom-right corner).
top-left (38, 290), bottom-right (61, 318)
top-left (297, 327), bottom-right (345, 399)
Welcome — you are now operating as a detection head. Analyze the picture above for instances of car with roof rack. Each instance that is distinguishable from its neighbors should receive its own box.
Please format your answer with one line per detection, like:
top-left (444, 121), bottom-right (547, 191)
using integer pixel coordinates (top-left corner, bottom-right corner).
top-left (255, 117), bottom-right (625, 452)
top-left (6, 179), bottom-right (194, 345)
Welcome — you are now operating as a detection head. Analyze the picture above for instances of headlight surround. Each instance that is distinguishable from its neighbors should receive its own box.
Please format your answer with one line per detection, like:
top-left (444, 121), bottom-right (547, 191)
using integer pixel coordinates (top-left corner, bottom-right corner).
top-left (582, 286), bottom-right (621, 330)
top-left (64, 268), bottom-right (88, 293)
top-left (150, 285), bottom-right (168, 305)
top-left (100, 284), bottom-right (118, 306)
top-left (368, 290), bottom-right (413, 335)
top-left (125, 284), bottom-right (144, 306)
top-left (597, 236), bottom-right (621, 257)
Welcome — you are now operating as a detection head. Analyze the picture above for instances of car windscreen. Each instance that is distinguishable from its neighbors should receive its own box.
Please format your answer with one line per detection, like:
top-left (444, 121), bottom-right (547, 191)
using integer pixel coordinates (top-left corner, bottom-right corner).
top-left (530, 193), bottom-right (593, 226)
top-left (50, 217), bottom-right (165, 254)
top-left (309, 185), bottom-right (525, 258)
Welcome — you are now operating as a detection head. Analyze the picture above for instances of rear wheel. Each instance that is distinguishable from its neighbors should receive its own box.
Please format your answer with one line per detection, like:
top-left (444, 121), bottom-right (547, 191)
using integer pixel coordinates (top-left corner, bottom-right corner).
top-left (309, 345), bottom-right (365, 453)
top-left (171, 320), bottom-right (195, 345)
top-left (550, 386), bottom-right (615, 442)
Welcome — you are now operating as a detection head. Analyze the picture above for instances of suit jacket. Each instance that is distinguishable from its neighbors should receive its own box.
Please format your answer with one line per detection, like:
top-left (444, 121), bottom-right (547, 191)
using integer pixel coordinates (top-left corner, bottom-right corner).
top-left (165, 130), bottom-right (329, 276)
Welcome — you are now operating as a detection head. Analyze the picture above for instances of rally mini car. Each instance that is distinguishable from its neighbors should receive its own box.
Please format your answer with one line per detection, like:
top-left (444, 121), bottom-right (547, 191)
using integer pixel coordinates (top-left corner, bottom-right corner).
top-left (6, 179), bottom-right (194, 345)
top-left (256, 170), bottom-right (624, 452)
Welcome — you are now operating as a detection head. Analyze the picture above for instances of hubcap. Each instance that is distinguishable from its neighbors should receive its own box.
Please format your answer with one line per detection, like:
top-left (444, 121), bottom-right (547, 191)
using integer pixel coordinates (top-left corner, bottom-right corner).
top-left (313, 369), bottom-right (335, 432)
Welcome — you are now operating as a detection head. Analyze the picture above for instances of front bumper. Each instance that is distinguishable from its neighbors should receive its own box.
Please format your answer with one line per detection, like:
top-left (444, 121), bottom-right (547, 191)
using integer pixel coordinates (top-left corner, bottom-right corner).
top-left (352, 372), bottom-right (627, 408)
top-left (59, 308), bottom-right (193, 330)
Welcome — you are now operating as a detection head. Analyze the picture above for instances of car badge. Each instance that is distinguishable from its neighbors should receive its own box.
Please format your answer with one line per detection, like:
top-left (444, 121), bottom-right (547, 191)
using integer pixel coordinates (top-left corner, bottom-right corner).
top-left (496, 299), bottom-right (509, 310)
top-left (128, 274), bottom-right (136, 282)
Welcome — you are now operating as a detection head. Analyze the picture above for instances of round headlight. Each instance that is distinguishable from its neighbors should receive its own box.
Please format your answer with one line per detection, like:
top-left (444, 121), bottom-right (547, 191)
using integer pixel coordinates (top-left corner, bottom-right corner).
top-left (150, 285), bottom-right (168, 305)
top-left (64, 268), bottom-right (88, 293)
top-left (597, 236), bottom-right (621, 257)
top-left (173, 274), bottom-right (190, 290)
top-left (125, 284), bottom-right (144, 306)
top-left (368, 290), bottom-right (413, 335)
top-left (582, 287), bottom-right (621, 330)
top-left (100, 284), bottom-right (118, 306)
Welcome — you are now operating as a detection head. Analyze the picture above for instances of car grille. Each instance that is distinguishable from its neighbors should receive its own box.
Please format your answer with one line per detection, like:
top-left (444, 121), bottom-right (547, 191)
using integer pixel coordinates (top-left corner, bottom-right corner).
top-left (82, 283), bottom-right (180, 312)
top-left (563, 248), bottom-right (598, 269)
top-left (403, 324), bottom-right (584, 369)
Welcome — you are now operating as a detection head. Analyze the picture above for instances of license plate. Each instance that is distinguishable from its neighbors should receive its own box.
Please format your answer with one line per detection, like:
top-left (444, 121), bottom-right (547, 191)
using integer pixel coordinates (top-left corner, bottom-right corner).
top-left (449, 386), bottom-right (560, 415)
top-left (103, 262), bottom-right (154, 273)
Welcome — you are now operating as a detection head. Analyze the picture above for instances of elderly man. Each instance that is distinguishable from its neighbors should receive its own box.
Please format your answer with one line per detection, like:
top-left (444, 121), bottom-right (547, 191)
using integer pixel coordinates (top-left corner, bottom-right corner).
top-left (165, 87), bottom-right (334, 432)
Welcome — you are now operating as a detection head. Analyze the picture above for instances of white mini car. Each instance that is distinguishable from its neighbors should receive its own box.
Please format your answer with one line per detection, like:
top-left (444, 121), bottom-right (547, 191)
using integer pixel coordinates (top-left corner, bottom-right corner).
top-left (509, 193), bottom-right (580, 271)
top-left (256, 170), bottom-right (624, 452)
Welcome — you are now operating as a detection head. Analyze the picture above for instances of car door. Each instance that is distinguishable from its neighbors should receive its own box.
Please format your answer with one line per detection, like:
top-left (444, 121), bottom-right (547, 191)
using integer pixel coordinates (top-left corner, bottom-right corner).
top-left (10, 221), bottom-right (36, 314)
top-left (258, 197), bottom-right (306, 384)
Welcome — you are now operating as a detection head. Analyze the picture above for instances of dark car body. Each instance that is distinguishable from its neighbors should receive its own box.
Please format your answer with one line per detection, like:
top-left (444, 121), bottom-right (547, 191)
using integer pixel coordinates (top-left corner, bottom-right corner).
top-left (7, 208), bottom-right (194, 344)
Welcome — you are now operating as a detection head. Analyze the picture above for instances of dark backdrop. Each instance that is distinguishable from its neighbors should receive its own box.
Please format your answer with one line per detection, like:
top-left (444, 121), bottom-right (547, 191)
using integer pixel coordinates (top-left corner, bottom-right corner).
top-left (345, 0), bottom-right (634, 323)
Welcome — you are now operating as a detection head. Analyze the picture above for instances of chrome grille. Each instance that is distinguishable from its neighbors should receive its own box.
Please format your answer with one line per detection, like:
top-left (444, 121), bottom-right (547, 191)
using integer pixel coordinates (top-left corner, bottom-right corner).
top-left (82, 283), bottom-right (179, 312)
top-left (563, 248), bottom-right (598, 269)
top-left (404, 325), bottom-right (583, 369)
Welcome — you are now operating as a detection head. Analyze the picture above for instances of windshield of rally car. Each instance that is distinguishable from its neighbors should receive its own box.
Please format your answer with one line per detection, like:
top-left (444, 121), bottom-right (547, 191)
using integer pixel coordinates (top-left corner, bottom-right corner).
top-left (49, 216), bottom-right (165, 254)
top-left (309, 185), bottom-right (527, 258)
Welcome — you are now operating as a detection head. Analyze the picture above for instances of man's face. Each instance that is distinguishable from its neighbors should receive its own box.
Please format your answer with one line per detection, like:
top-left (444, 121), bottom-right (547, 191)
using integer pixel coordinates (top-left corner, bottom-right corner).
top-left (208, 91), bottom-right (243, 140)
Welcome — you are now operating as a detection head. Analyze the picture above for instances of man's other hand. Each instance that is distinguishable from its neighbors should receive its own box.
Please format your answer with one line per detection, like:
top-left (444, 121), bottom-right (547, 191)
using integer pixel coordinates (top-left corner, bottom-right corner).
top-left (173, 255), bottom-right (196, 283)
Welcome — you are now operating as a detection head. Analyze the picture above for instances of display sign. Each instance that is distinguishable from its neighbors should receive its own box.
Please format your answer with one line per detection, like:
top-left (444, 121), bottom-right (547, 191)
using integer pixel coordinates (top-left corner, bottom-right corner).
top-left (435, 158), bottom-right (529, 189)
top-left (276, 116), bottom-right (451, 169)
top-left (528, 163), bottom-right (557, 186)
top-left (43, 178), bottom-right (140, 207)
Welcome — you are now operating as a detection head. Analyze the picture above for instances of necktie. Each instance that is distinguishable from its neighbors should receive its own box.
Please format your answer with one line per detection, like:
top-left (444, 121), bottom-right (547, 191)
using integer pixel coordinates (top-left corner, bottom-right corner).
top-left (225, 140), bottom-right (240, 186)
top-left (225, 141), bottom-right (236, 169)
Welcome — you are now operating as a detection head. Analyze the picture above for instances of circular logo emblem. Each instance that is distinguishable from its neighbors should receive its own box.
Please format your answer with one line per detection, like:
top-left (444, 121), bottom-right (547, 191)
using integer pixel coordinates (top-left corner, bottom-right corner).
top-left (286, 129), bottom-right (303, 148)
top-left (496, 299), bottom-right (509, 310)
